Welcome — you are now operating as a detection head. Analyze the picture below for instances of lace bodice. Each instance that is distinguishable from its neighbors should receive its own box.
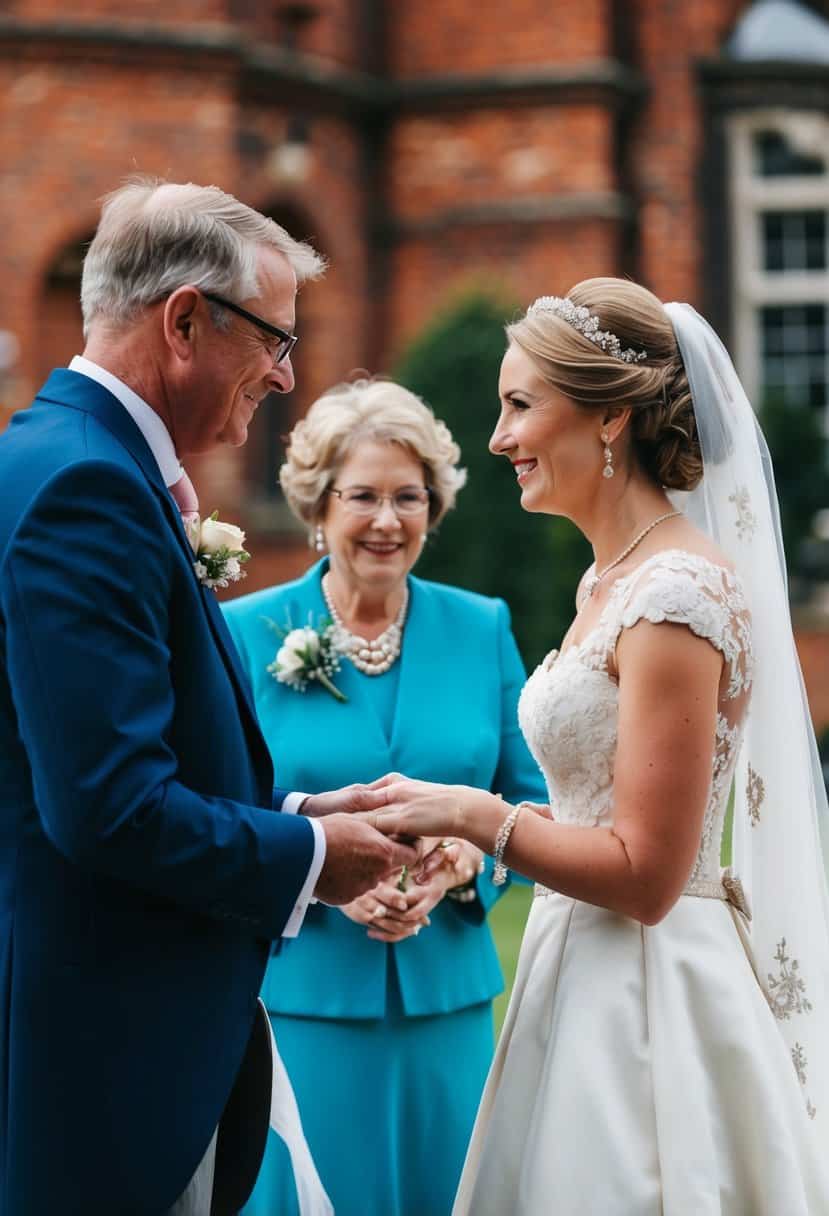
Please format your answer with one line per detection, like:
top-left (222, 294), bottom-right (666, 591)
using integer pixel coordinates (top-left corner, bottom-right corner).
top-left (519, 550), bottom-right (753, 886)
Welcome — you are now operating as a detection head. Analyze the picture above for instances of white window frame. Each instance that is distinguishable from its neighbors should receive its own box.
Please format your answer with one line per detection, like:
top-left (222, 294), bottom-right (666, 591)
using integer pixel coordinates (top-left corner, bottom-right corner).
top-left (728, 108), bottom-right (829, 432)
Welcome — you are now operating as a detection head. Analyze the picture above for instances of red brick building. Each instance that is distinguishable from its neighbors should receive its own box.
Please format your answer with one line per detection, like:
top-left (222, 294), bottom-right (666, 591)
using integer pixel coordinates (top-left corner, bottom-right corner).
top-left (0, 0), bottom-right (827, 722)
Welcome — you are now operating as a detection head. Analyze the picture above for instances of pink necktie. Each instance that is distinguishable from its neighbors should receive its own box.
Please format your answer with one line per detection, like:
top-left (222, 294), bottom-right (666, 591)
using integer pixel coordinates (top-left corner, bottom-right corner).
top-left (169, 468), bottom-right (200, 526)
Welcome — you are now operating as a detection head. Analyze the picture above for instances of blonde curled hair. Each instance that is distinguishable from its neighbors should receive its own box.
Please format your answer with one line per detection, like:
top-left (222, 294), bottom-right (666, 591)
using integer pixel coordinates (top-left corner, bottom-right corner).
top-left (280, 378), bottom-right (467, 532)
top-left (507, 277), bottom-right (703, 491)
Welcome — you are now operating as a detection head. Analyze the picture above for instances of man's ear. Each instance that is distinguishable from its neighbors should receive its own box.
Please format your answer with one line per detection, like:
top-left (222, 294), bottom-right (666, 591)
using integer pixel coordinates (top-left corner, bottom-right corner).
top-left (601, 405), bottom-right (633, 444)
top-left (162, 286), bottom-right (202, 360)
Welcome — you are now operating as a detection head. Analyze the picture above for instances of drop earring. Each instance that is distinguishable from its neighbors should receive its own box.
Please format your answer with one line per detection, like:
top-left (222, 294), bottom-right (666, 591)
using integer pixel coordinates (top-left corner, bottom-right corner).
top-left (313, 525), bottom-right (326, 552)
top-left (601, 431), bottom-right (614, 479)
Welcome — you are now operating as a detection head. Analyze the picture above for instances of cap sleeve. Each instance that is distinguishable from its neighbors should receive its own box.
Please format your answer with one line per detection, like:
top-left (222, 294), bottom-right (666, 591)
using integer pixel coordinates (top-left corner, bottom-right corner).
top-left (615, 552), bottom-right (753, 701)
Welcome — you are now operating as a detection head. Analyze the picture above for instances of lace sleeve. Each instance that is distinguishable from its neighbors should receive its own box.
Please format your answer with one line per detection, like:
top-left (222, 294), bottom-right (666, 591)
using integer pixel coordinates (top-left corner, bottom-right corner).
top-left (614, 552), bottom-right (753, 701)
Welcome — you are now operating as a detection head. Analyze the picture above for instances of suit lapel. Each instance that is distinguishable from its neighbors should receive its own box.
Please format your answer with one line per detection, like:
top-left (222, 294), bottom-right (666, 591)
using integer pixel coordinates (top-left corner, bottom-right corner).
top-left (38, 370), bottom-right (273, 795)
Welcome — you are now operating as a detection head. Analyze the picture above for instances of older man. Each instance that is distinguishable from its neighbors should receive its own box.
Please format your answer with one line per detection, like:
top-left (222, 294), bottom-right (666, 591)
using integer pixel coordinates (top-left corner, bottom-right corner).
top-left (0, 180), bottom-right (416, 1215)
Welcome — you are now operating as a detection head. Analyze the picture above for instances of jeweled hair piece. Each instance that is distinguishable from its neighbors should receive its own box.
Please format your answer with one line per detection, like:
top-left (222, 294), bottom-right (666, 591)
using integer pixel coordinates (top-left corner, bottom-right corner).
top-left (527, 296), bottom-right (648, 364)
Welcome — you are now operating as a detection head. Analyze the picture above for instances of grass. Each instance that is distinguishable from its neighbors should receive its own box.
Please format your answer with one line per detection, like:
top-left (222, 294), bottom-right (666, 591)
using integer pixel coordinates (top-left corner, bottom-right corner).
top-left (490, 882), bottom-right (534, 1033)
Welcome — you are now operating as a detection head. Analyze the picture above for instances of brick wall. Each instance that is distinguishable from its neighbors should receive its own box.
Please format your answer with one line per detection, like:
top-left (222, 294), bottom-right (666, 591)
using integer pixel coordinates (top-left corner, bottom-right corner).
top-left (1, 0), bottom-right (826, 725)
top-left (630, 0), bottom-right (744, 301)
top-left (0, 57), bottom-right (235, 404)
top-left (387, 0), bottom-right (611, 75)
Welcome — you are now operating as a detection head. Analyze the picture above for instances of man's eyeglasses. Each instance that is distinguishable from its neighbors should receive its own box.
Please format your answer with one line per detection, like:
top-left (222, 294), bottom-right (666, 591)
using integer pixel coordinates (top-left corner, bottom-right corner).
top-left (202, 291), bottom-right (298, 364)
top-left (328, 487), bottom-right (431, 517)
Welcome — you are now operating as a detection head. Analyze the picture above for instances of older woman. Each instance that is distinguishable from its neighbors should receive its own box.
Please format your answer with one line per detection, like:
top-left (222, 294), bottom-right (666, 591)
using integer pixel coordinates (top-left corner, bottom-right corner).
top-left (223, 378), bottom-right (544, 1216)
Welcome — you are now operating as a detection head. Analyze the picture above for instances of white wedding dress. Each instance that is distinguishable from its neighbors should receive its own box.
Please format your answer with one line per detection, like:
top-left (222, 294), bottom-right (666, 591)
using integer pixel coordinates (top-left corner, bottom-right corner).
top-left (454, 550), bottom-right (829, 1215)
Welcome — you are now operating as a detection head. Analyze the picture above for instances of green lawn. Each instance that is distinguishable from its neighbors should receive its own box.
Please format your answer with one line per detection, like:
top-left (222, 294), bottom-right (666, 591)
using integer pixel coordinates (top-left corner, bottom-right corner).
top-left (490, 882), bottom-right (534, 1033)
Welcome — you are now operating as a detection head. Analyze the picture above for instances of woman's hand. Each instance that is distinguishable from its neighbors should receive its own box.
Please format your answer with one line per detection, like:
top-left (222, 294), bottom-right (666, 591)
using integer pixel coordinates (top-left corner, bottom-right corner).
top-left (363, 773), bottom-right (507, 855)
top-left (415, 836), bottom-right (484, 886)
top-left (339, 845), bottom-right (477, 942)
top-left (339, 877), bottom-right (423, 942)
top-left (339, 872), bottom-right (445, 943)
top-left (393, 865), bottom-right (459, 932)
top-left (364, 774), bottom-right (472, 840)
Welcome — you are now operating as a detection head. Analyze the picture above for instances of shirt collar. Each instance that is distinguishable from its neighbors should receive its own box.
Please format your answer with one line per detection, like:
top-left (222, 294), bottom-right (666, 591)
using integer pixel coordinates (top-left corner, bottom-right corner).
top-left (69, 354), bottom-right (182, 488)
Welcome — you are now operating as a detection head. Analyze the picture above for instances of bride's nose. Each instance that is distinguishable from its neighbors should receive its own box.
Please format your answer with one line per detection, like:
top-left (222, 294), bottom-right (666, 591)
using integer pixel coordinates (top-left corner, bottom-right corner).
top-left (489, 413), bottom-right (512, 456)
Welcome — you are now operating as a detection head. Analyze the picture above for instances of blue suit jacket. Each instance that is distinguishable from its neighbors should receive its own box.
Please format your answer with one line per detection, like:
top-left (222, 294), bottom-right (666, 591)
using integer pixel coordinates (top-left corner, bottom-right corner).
top-left (0, 370), bottom-right (316, 1215)
top-left (224, 560), bottom-right (546, 1020)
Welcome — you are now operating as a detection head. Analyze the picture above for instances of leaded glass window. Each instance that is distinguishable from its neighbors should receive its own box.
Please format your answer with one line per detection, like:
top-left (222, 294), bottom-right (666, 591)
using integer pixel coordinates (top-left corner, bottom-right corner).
top-left (761, 305), bottom-right (828, 410)
top-left (761, 211), bottom-right (826, 273)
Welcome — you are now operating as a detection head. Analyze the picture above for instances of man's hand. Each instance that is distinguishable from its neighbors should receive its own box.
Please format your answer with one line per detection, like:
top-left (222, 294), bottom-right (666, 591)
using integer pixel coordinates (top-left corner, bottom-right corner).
top-left (313, 814), bottom-right (421, 906)
top-left (301, 783), bottom-right (394, 818)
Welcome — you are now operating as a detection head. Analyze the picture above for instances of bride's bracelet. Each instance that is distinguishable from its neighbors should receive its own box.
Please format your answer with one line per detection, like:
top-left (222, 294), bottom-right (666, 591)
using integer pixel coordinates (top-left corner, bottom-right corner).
top-left (492, 802), bottom-right (525, 886)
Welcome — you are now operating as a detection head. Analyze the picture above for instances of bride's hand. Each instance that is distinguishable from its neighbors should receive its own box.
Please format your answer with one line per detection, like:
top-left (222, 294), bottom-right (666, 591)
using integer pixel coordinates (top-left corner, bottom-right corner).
top-left (363, 774), bottom-right (469, 840)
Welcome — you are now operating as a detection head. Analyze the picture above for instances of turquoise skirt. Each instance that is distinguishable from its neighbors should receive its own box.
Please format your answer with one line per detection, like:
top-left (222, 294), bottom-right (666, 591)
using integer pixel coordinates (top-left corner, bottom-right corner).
top-left (242, 960), bottom-right (493, 1216)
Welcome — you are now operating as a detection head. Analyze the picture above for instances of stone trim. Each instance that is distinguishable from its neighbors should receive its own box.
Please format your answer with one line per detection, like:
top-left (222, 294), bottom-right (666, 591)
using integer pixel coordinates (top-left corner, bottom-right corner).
top-left (699, 57), bottom-right (829, 113)
top-left (385, 60), bottom-right (644, 114)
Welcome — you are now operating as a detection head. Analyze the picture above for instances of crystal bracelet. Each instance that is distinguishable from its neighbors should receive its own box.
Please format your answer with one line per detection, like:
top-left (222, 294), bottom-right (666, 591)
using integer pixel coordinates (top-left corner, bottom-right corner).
top-left (492, 802), bottom-right (525, 886)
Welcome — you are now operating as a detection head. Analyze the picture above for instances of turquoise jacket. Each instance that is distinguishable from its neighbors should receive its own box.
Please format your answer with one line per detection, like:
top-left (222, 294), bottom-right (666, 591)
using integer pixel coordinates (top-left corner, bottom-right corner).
top-left (223, 559), bottom-right (545, 1020)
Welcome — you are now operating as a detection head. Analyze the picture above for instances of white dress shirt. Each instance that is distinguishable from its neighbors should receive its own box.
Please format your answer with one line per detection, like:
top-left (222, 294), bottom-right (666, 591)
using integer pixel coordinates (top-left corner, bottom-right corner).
top-left (69, 356), bottom-right (324, 936)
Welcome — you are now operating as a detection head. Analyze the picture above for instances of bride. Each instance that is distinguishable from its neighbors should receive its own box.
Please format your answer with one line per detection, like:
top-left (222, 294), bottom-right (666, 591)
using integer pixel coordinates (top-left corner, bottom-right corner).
top-left (367, 278), bottom-right (829, 1213)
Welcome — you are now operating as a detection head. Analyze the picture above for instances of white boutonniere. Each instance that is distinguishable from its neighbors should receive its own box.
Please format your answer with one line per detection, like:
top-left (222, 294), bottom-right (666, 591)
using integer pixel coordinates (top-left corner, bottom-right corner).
top-left (189, 511), bottom-right (250, 590)
top-left (265, 616), bottom-right (347, 702)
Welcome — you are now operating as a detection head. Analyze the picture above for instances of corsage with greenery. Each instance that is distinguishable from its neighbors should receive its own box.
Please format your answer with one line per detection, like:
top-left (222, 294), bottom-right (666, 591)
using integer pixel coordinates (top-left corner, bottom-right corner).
top-left (190, 513), bottom-right (250, 590)
top-left (265, 615), bottom-right (347, 702)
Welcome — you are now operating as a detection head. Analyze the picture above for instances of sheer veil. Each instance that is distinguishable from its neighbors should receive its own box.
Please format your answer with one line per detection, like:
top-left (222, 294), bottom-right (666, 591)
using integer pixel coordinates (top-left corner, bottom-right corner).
top-left (665, 302), bottom-right (829, 1129)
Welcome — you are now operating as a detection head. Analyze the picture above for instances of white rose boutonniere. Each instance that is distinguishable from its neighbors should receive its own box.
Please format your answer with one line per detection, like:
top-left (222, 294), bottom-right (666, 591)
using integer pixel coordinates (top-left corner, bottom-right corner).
top-left (190, 511), bottom-right (250, 590)
top-left (265, 616), bottom-right (347, 702)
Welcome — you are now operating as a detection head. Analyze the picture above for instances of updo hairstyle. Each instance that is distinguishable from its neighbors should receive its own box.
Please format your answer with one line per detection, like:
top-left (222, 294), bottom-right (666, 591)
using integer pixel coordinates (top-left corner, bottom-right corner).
top-left (506, 277), bottom-right (703, 491)
top-left (280, 378), bottom-right (467, 535)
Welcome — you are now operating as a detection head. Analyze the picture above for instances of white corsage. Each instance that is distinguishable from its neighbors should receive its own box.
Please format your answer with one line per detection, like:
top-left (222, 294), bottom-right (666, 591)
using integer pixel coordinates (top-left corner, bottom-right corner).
top-left (189, 511), bottom-right (250, 590)
top-left (266, 616), bottom-right (347, 702)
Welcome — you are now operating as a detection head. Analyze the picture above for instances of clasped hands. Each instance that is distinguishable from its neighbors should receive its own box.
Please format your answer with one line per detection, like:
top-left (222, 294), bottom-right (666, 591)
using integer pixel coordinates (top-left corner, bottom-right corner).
top-left (305, 775), bottom-right (484, 939)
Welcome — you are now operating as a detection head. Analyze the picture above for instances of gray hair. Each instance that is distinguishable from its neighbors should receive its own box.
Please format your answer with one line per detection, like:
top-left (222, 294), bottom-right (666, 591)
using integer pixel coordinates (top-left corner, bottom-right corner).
top-left (80, 177), bottom-right (326, 336)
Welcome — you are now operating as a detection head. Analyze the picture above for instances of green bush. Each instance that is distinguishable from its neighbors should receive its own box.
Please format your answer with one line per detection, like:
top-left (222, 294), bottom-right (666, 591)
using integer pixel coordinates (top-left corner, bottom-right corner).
top-left (394, 291), bottom-right (591, 668)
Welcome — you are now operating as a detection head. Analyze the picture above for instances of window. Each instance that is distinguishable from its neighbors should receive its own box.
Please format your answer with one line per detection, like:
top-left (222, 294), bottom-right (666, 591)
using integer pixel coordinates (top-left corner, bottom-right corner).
top-left (753, 129), bottom-right (824, 178)
top-left (729, 112), bottom-right (829, 430)
top-left (761, 304), bottom-right (828, 410)
top-left (761, 211), bottom-right (826, 273)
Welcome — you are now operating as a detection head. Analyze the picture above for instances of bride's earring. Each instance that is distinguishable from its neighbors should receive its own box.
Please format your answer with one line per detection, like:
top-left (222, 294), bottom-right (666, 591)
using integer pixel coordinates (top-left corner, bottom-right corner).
top-left (601, 431), bottom-right (614, 479)
top-left (313, 525), bottom-right (326, 552)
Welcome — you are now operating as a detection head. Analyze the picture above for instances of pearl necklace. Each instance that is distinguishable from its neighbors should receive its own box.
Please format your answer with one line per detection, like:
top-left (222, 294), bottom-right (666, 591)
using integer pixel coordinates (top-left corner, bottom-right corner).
top-left (581, 510), bottom-right (682, 601)
top-left (322, 574), bottom-right (409, 676)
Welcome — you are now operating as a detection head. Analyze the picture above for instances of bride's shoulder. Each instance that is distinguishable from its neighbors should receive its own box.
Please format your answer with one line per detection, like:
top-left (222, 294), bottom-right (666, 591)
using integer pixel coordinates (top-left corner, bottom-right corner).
top-left (636, 542), bottom-right (743, 591)
top-left (617, 545), bottom-right (751, 648)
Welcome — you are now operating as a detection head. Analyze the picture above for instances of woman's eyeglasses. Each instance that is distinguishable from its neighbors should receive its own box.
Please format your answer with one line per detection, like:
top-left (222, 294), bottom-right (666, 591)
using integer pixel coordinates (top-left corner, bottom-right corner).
top-left (328, 487), bottom-right (431, 517)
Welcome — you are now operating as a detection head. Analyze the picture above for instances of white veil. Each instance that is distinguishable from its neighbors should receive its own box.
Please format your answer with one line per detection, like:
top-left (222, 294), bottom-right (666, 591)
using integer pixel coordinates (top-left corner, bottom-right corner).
top-left (665, 302), bottom-right (829, 1129)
